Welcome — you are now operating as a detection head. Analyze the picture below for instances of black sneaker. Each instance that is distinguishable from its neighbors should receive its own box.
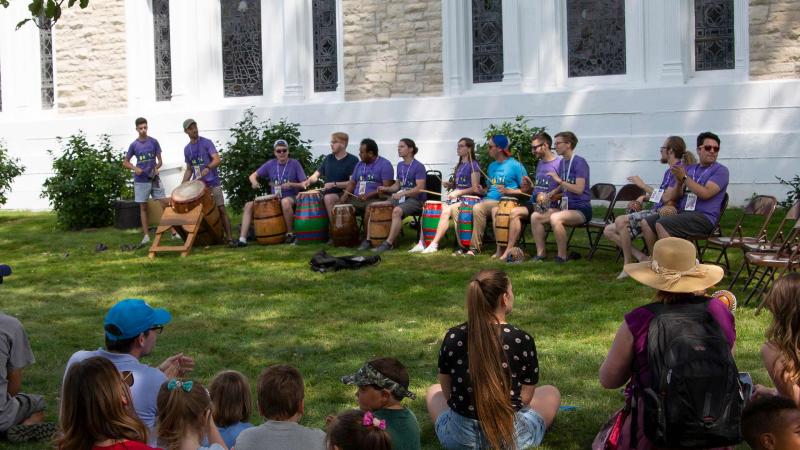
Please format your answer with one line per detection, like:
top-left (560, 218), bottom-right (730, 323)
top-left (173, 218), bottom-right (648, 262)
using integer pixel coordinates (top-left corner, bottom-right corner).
top-left (6, 422), bottom-right (57, 443)
top-left (568, 251), bottom-right (582, 260)
top-left (373, 241), bottom-right (393, 254)
top-left (530, 255), bottom-right (547, 262)
top-left (554, 256), bottom-right (568, 264)
top-left (358, 240), bottom-right (372, 251)
top-left (285, 233), bottom-right (296, 244)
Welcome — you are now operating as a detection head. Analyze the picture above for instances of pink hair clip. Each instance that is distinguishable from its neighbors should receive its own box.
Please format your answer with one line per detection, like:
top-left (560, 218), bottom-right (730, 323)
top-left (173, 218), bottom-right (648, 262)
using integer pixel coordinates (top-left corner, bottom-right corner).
top-left (362, 411), bottom-right (387, 430)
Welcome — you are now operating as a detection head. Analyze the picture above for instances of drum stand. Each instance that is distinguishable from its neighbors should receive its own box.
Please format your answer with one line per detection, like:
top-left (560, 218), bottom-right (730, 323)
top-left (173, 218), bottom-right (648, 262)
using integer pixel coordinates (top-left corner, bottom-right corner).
top-left (148, 204), bottom-right (222, 258)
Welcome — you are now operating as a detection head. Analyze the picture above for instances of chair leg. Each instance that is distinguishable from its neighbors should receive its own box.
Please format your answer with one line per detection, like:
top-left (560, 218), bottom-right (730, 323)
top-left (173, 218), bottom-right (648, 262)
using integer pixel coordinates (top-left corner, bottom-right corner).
top-left (745, 268), bottom-right (773, 306)
top-left (742, 264), bottom-right (763, 291)
top-left (727, 259), bottom-right (748, 290)
top-left (566, 226), bottom-right (577, 252)
top-left (721, 247), bottom-right (731, 273)
top-left (588, 228), bottom-right (603, 260)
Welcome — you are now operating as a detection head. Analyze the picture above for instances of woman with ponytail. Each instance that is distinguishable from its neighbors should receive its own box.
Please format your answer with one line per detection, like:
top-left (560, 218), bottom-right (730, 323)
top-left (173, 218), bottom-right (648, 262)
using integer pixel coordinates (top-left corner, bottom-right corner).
top-left (426, 269), bottom-right (561, 449)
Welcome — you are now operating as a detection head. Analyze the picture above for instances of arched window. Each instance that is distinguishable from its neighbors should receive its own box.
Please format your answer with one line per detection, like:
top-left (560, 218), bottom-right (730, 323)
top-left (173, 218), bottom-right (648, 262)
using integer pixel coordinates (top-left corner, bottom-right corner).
top-left (312, 0), bottom-right (337, 92)
top-left (221, 0), bottom-right (263, 97)
top-left (566, 0), bottom-right (626, 78)
top-left (39, 27), bottom-right (54, 109)
top-left (471, 0), bottom-right (503, 83)
top-left (152, 0), bottom-right (172, 101)
top-left (694, 0), bottom-right (734, 71)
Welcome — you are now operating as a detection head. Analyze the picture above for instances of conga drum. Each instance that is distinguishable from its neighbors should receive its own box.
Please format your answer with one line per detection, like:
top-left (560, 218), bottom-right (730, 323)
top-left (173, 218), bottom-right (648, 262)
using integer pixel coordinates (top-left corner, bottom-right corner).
top-left (367, 202), bottom-right (393, 247)
top-left (331, 204), bottom-right (358, 247)
top-left (253, 195), bottom-right (286, 245)
top-left (171, 181), bottom-right (223, 245)
top-left (494, 196), bottom-right (519, 247)
top-left (421, 201), bottom-right (443, 247)
top-left (457, 195), bottom-right (481, 249)
top-left (293, 191), bottom-right (329, 244)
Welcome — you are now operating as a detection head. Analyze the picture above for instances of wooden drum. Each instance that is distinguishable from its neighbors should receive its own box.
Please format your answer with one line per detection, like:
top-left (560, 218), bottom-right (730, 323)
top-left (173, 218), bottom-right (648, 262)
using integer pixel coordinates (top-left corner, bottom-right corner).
top-left (494, 196), bottom-right (519, 247)
top-left (293, 191), bottom-right (329, 244)
top-left (171, 181), bottom-right (222, 245)
top-left (366, 202), bottom-right (393, 247)
top-left (331, 204), bottom-right (359, 247)
top-left (253, 195), bottom-right (286, 245)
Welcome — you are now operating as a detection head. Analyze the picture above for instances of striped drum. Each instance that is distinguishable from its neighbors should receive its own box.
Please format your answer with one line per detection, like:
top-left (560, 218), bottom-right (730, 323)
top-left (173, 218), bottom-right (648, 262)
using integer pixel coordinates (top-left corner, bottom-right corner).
top-left (422, 201), bottom-right (443, 247)
top-left (457, 195), bottom-right (481, 249)
top-left (293, 191), bottom-right (329, 243)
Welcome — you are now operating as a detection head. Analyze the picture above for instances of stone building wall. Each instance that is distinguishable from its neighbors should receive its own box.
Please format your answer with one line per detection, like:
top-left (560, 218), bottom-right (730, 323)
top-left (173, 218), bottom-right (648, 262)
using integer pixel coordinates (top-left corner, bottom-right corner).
top-left (342, 1), bottom-right (443, 100)
top-left (750, 0), bottom-right (800, 79)
top-left (54, 0), bottom-right (127, 112)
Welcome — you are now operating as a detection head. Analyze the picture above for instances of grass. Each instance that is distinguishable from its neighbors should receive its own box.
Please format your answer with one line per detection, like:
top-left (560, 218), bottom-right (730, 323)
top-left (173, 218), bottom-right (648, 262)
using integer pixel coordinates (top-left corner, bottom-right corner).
top-left (0, 207), bottom-right (784, 449)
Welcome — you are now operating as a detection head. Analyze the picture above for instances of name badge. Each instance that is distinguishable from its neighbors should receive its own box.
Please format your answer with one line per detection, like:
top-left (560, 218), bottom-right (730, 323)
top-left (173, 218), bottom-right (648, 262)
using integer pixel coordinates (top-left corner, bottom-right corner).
top-left (650, 188), bottom-right (664, 204)
top-left (561, 196), bottom-right (569, 211)
top-left (358, 181), bottom-right (367, 195)
top-left (273, 181), bottom-right (282, 198)
top-left (684, 193), bottom-right (698, 211)
top-left (193, 166), bottom-right (201, 180)
top-left (399, 194), bottom-right (406, 204)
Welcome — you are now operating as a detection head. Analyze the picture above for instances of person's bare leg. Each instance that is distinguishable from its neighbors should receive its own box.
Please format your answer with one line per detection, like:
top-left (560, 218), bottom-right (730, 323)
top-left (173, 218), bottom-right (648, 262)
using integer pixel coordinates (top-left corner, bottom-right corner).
top-left (20, 410), bottom-right (45, 426)
top-left (139, 203), bottom-right (149, 239)
top-left (491, 206), bottom-right (503, 258)
top-left (429, 206), bottom-right (454, 247)
top-left (603, 222), bottom-right (620, 247)
top-left (529, 385), bottom-right (561, 429)
top-left (239, 201), bottom-right (254, 239)
top-left (219, 205), bottom-right (233, 242)
top-left (550, 210), bottom-right (584, 259)
top-left (281, 197), bottom-right (295, 234)
top-left (655, 222), bottom-right (672, 240)
top-left (323, 193), bottom-right (339, 221)
top-left (641, 220), bottom-right (657, 257)
top-left (426, 384), bottom-right (448, 424)
top-left (532, 211), bottom-right (551, 257)
top-left (386, 207), bottom-right (404, 245)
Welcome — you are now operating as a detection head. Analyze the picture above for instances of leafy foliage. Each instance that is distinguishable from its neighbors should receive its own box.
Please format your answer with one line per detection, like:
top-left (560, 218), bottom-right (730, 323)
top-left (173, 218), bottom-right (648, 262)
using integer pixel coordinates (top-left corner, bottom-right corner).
top-left (41, 132), bottom-right (128, 229)
top-left (218, 109), bottom-right (319, 213)
top-left (0, 141), bottom-right (25, 206)
top-left (776, 174), bottom-right (800, 209)
top-left (475, 115), bottom-right (545, 174)
top-left (4, 0), bottom-right (90, 30)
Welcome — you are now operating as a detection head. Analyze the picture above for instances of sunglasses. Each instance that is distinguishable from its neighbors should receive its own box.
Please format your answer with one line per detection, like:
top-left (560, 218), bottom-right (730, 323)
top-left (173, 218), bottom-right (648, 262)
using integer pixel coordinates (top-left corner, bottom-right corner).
top-left (699, 145), bottom-right (720, 153)
top-left (275, 149), bottom-right (288, 154)
top-left (149, 326), bottom-right (164, 335)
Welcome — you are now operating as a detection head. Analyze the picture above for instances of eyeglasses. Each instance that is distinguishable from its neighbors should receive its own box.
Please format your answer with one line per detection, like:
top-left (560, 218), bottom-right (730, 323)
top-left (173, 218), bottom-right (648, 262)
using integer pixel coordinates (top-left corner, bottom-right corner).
top-left (659, 146), bottom-right (668, 151)
top-left (149, 326), bottom-right (164, 335)
top-left (699, 145), bottom-right (720, 153)
top-left (275, 149), bottom-right (288, 154)
top-left (532, 143), bottom-right (549, 150)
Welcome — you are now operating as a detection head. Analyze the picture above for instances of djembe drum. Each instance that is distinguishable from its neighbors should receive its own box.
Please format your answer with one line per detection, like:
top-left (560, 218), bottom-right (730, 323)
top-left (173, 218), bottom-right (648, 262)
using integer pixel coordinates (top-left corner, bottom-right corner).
top-left (367, 202), bottom-right (393, 247)
top-left (421, 201), bottom-right (443, 247)
top-left (253, 195), bottom-right (286, 245)
top-left (331, 204), bottom-right (359, 247)
top-left (170, 180), bottom-right (222, 245)
top-left (293, 191), bottom-right (329, 244)
top-left (457, 196), bottom-right (481, 248)
top-left (494, 197), bottom-right (519, 247)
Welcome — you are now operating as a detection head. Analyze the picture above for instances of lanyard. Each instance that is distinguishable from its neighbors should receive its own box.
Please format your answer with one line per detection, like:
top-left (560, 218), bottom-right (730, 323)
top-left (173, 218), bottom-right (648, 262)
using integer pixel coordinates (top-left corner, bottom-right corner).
top-left (561, 155), bottom-right (575, 182)
top-left (192, 142), bottom-right (203, 164)
top-left (690, 163), bottom-right (716, 186)
top-left (400, 160), bottom-right (416, 188)
top-left (274, 160), bottom-right (289, 184)
top-left (456, 161), bottom-right (474, 185)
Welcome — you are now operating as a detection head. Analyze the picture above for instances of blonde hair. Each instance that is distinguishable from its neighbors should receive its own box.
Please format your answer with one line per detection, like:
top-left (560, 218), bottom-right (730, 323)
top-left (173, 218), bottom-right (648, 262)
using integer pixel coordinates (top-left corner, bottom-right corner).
top-left (765, 273), bottom-right (800, 384)
top-left (57, 357), bottom-right (148, 450)
top-left (331, 132), bottom-right (349, 146)
top-left (209, 370), bottom-right (253, 427)
top-left (156, 379), bottom-right (211, 450)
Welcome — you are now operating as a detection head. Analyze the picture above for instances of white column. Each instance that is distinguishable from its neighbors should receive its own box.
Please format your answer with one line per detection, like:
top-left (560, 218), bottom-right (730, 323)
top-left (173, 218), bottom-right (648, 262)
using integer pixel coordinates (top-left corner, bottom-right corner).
top-left (0, 4), bottom-right (42, 114)
top-left (442, 0), bottom-right (470, 96)
top-left (168, 0), bottom-right (199, 105)
top-left (659, 0), bottom-right (689, 84)
top-left (282, 0), bottom-right (306, 102)
top-left (125, 0), bottom-right (156, 109)
top-left (518, 0), bottom-right (538, 90)
top-left (733, 0), bottom-right (748, 79)
top-left (500, 0), bottom-right (522, 89)
top-left (538, 0), bottom-right (564, 90)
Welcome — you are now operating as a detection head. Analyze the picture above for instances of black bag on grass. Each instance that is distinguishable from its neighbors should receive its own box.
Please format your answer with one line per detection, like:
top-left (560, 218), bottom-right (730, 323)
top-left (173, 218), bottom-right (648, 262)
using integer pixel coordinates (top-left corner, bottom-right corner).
top-left (639, 298), bottom-right (743, 448)
top-left (309, 250), bottom-right (380, 273)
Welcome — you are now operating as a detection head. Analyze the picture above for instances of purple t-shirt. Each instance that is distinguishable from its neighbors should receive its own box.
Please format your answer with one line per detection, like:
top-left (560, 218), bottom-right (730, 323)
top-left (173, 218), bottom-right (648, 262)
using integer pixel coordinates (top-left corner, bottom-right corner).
top-left (531, 157), bottom-right (562, 208)
top-left (559, 154), bottom-right (591, 209)
top-left (350, 156), bottom-right (394, 196)
top-left (652, 163), bottom-right (681, 209)
top-left (255, 159), bottom-right (307, 198)
top-left (454, 161), bottom-right (481, 190)
top-left (127, 137), bottom-right (162, 183)
top-left (396, 159), bottom-right (427, 200)
top-left (183, 136), bottom-right (221, 187)
top-left (678, 162), bottom-right (729, 225)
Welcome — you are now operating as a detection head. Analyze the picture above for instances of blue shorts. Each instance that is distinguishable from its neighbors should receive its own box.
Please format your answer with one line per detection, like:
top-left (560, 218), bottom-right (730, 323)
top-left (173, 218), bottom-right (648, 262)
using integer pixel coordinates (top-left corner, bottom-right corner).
top-left (435, 407), bottom-right (546, 449)
top-left (570, 204), bottom-right (593, 224)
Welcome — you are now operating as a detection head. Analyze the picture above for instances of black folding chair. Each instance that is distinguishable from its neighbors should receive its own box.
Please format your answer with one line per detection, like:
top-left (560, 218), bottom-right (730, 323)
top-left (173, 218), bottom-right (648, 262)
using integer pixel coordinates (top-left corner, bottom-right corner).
top-left (566, 183), bottom-right (616, 260)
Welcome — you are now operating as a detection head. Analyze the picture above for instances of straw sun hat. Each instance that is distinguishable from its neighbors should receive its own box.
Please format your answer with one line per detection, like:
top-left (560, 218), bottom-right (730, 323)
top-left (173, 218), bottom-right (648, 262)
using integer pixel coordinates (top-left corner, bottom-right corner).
top-left (623, 237), bottom-right (724, 293)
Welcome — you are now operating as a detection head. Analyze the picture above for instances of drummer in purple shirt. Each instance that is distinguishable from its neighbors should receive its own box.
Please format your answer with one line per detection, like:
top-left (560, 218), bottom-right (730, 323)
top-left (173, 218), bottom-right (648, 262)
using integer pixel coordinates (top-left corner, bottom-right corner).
top-left (234, 139), bottom-right (307, 246)
top-left (642, 131), bottom-right (729, 247)
top-left (182, 118), bottom-right (233, 244)
top-left (123, 117), bottom-right (167, 245)
top-left (339, 138), bottom-right (395, 250)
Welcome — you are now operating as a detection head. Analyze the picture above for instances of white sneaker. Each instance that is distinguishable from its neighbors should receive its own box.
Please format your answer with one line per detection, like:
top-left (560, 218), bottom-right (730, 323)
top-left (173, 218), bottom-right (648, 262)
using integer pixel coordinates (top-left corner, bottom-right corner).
top-left (422, 243), bottom-right (439, 254)
top-left (141, 235), bottom-right (151, 245)
top-left (408, 241), bottom-right (425, 253)
top-left (616, 270), bottom-right (629, 280)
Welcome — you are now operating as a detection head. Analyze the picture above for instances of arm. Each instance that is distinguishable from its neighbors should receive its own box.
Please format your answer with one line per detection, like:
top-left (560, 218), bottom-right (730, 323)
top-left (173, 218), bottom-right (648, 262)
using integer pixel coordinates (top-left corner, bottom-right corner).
top-left (205, 410), bottom-right (228, 450)
top-left (626, 175), bottom-right (653, 195)
top-left (378, 180), bottom-right (400, 195)
top-left (7, 368), bottom-right (22, 396)
top-left (438, 374), bottom-right (452, 401)
top-left (122, 157), bottom-right (141, 174)
top-left (158, 353), bottom-right (195, 378)
top-left (305, 170), bottom-right (322, 188)
top-left (520, 384), bottom-right (536, 406)
top-left (395, 178), bottom-right (425, 199)
top-left (248, 171), bottom-right (260, 189)
top-left (154, 153), bottom-right (163, 175)
top-left (599, 322), bottom-right (635, 389)
top-left (200, 152), bottom-right (222, 179)
top-left (182, 164), bottom-right (192, 182)
top-left (762, 342), bottom-right (800, 405)
top-left (671, 165), bottom-right (722, 201)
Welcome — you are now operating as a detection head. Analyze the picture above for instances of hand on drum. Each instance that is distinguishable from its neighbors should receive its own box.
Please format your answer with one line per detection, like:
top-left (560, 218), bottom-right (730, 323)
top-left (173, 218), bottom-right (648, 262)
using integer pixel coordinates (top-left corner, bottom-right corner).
top-left (251, 181), bottom-right (261, 189)
top-left (324, 181), bottom-right (336, 190)
top-left (392, 190), bottom-right (405, 200)
top-left (159, 352), bottom-right (195, 378)
top-left (447, 190), bottom-right (460, 200)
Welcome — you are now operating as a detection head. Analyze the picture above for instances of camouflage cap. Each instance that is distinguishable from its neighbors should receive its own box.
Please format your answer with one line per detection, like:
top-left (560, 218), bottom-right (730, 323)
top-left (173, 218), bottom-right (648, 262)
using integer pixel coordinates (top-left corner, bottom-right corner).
top-left (341, 362), bottom-right (417, 400)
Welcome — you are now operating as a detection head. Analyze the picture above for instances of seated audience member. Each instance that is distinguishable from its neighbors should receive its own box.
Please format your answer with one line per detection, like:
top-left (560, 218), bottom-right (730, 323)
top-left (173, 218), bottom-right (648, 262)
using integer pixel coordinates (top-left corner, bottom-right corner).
top-left (0, 311), bottom-right (55, 442)
top-left (426, 269), bottom-right (561, 449)
top-left (497, 132), bottom-right (561, 261)
top-left (535, 131), bottom-right (591, 263)
top-left (338, 138), bottom-right (395, 251)
top-left (754, 273), bottom-right (800, 405)
top-left (373, 139), bottom-right (427, 253)
top-left (64, 299), bottom-right (194, 436)
top-left (234, 139), bottom-right (308, 246)
top-left (156, 379), bottom-right (227, 450)
top-left (57, 356), bottom-right (154, 450)
top-left (603, 136), bottom-right (687, 278)
top-left (466, 135), bottom-right (528, 256)
top-left (741, 395), bottom-right (800, 450)
top-left (598, 237), bottom-right (738, 449)
top-left (303, 132), bottom-right (359, 220)
top-left (641, 131), bottom-right (729, 253)
top-left (207, 370), bottom-right (254, 448)
top-left (326, 409), bottom-right (392, 450)
top-left (417, 137), bottom-right (482, 254)
top-left (341, 358), bottom-right (421, 450)
top-left (235, 364), bottom-right (325, 450)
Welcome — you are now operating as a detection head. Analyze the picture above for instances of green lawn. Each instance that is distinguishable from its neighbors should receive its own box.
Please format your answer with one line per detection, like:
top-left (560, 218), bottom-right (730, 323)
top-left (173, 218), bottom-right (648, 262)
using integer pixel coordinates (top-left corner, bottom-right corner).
top-left (0, 208), bottom-right (781, 449)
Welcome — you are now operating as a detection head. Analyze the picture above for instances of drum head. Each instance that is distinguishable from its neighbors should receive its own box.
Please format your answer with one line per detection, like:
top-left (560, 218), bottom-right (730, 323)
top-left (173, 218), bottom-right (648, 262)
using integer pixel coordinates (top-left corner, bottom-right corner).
top-left (424, 200), bottom-right (443, 205)
top-left (334, 204), bottom-right (355, 212)
top-left (172, 181), bottom-right (205, 201)
top-left (461, 195), bottom-right (480, 201)
top-left (500, 196), bottom-right (518, 202)
top-left (255, 195), bottom-right (276, 201)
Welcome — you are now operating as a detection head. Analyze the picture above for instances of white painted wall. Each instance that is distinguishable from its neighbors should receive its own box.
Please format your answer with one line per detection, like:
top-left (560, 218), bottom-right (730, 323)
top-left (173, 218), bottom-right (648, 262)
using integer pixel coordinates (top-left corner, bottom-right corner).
top-left (1, 78), bottom-right (798, 210)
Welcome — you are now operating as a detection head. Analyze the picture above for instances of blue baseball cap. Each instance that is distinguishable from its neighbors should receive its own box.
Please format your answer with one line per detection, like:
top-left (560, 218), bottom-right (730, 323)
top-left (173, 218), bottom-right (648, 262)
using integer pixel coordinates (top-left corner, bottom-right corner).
top-left (491, 135), bottom-right (511, 155)
top-left (0, 265), bottom-right (11, 284)
top-left (104, 298), bottom-right (172, 341)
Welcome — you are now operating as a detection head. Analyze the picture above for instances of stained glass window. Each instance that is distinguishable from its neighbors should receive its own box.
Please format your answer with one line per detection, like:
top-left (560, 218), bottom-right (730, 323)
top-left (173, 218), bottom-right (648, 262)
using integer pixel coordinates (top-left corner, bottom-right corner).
top-left (40, 27), bottom-right (54, 109)
top-left (472, 0), bottom-right (503, 83)
top-left (694, 0), bottom-right (734, 71)
top-left (566, 0), bottom-right (626, 78)
top-left (153, 0), bottom-right (172, 101)
top-left (312, 0), bottom-right (338, 92)
top-left (221, 0), bottom-right (263, 97)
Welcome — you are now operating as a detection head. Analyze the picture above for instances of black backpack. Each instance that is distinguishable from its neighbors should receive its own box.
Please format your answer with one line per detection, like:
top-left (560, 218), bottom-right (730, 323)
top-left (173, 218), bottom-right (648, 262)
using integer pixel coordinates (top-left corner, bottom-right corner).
top-left (635, 298), bottom-right (743, 449)
top-left (309, 250), bottom-right (380, 273)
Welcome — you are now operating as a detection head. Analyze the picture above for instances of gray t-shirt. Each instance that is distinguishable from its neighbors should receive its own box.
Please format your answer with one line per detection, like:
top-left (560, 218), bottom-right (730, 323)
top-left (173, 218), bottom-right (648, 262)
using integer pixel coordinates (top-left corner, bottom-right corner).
top-left (0, 313), bottom-right (36, 430)
top-left (234, 420), bottom-right (325, 450)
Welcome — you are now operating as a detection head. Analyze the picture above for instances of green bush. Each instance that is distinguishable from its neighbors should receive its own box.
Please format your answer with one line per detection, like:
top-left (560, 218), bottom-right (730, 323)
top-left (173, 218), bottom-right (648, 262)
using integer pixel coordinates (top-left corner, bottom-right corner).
top-left (41, 133), bottom-right (128, 229)
top-left (475, 115), bottom-right (545, 175)
top-left (776, 174), bottom-right (800, 209)
top-left (0, 141), bottom-right (25, 206)
top-left (219, 109), bottom-right (321, 213)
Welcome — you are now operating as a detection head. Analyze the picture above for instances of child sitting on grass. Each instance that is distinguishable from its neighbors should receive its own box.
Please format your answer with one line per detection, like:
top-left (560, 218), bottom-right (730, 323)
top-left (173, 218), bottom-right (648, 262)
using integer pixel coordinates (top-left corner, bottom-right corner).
top-left (156, 379), bottom-right (227, 450)
top-left (208, 370), bottom-right (254, 448)
top-left (341, 358), bottom-right (420, 450)
top-left (326, 409), bottom-right (392, 450)
top-left (741, 395), bottom-right (800, 450)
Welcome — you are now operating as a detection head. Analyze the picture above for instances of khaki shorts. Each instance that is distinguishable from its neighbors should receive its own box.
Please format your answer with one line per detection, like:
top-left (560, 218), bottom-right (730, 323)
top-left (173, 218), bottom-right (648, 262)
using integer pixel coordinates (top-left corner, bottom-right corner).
top-left (209, 185), bottom-right (225, 207)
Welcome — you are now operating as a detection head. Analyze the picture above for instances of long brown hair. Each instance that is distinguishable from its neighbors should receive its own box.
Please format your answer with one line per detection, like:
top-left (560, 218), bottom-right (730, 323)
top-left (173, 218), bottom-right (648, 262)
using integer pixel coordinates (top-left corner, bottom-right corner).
top-left (326, 409), bottom-right (392, 450)
top-left (764, 273), bottom-right (800, 384)
top-left (664, 136), bottom-right (686, 161)
top-left (465, 269), bottom-right (516, 449)
top-left (451, 137), bottom-right (477, 184)
top-left (156, 379), bottom-right (211, 450)
top-left (57, 357), bottom-right (148, 450)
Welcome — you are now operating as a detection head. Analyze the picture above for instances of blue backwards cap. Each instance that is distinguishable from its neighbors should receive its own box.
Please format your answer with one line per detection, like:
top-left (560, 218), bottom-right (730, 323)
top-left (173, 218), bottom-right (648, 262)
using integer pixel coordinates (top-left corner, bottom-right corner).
top-left (104, 298), bottom-right (172, 341)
